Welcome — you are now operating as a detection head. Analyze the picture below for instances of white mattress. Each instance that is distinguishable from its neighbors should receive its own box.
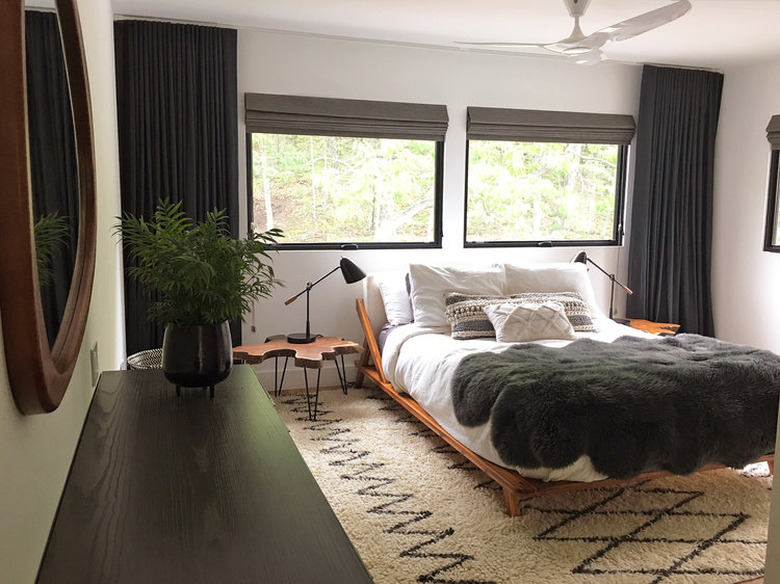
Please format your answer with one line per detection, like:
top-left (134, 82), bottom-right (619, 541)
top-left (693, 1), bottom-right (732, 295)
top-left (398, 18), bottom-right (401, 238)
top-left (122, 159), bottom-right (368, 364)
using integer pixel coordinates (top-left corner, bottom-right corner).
top-left (382, 316), bottom-right (653, 482)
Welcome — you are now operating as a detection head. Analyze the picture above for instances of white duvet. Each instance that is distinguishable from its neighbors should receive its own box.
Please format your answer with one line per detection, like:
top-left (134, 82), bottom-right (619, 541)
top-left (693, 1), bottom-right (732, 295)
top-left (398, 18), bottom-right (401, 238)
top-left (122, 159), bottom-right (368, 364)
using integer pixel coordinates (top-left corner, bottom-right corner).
top-left (382, 317), bottom-right (653, 482)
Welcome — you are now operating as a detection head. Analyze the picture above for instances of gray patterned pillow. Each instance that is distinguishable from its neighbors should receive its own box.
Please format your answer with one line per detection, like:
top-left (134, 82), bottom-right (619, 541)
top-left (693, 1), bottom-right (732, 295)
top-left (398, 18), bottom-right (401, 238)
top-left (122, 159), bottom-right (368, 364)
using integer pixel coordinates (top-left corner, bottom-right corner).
top-left (444, 291), bottom-right (597, 339)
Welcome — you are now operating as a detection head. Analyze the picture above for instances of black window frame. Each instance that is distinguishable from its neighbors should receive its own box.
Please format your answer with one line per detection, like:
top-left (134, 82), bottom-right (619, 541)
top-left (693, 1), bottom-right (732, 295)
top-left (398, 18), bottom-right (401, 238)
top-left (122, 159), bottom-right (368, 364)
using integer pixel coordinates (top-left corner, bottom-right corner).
top-left (244, 93), bottom-right (447, 250)
top-left (463, 106), bottom-right (634, 249)
top-left (765, 116), bottom-right (780, 253)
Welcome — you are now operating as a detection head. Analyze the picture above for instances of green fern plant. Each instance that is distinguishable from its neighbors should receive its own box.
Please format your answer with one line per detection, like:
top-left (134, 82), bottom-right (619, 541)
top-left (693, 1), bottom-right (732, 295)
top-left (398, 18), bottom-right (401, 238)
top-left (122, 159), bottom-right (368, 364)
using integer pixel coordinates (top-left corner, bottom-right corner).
top-left (34, 211), bottom-right (70, 288)
top-left (114, 199), bottom-right (283, 326)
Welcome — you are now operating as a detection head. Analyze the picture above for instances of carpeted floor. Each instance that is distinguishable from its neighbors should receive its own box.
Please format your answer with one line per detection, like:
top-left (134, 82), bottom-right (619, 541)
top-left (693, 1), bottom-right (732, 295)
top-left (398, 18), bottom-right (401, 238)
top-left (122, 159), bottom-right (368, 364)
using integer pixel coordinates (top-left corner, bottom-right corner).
top-left (274, 387), bottom-right (772, 584)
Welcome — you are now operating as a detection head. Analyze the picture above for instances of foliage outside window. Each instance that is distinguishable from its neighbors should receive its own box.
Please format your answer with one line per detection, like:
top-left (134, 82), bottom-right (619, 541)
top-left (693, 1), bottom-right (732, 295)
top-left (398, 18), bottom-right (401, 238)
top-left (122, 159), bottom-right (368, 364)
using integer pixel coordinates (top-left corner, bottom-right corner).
top-left (464, 106), bottom-right (634, 248)
top-left (249, 133), bottom-right (442, 248)
top-left (244, 93), bottom-right (447, 250)
top-left (466, 140), bottom-right (626, 246)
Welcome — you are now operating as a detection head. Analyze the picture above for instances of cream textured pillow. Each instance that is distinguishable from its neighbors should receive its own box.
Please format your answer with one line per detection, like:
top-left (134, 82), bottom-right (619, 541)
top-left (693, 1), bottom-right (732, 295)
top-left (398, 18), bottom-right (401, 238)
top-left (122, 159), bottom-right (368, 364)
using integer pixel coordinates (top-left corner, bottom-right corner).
top-left (482, 302), bottom-right (577, 343)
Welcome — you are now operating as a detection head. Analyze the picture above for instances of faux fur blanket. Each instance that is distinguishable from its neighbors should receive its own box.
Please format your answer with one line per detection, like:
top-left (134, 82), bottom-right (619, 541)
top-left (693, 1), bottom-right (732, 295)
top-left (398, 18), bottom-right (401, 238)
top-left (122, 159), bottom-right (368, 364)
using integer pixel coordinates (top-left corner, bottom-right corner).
top-left (451, 334), bottom-right (780, 479)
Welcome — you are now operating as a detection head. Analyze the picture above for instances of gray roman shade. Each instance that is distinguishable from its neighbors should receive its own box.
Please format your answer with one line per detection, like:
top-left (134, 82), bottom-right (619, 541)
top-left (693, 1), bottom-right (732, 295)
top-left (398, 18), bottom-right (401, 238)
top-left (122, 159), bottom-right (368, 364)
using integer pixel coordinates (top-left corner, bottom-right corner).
top-left (467, 107), bottom-right (636, 145)
top-left (766, 115), bottom-right (780, 148)
top-left (245, 93), bottom-right (449, 141)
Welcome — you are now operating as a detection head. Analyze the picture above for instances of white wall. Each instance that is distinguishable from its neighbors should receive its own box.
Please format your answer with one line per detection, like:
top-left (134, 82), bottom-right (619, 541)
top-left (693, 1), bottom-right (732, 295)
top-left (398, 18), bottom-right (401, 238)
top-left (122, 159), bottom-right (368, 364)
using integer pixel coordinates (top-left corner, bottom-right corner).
top-left (713, 58), bottom-right (780, 354)
top-left (714, 57), bottom-right (780, 581)
top-left (0, 0), bottom-right (124, 581)
top-left (236, 30), bottom-right (643, 388)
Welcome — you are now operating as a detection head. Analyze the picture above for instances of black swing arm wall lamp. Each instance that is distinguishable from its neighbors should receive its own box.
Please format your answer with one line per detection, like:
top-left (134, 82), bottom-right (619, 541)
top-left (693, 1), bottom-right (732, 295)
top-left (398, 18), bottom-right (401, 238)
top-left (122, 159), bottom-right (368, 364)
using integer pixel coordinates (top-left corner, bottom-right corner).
top-left (284, 257), bottom-right (366, 344)
top-left (571, 251), bottom-right (633, 321)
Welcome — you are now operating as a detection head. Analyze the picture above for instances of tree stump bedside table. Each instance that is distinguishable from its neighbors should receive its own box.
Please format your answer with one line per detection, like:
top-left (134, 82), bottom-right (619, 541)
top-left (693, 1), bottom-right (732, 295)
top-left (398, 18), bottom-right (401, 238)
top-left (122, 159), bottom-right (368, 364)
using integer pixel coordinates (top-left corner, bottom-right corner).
top-left (233, 335), bottom-right (363, 421)
top-left (624, 318), bottom-right (681, 336)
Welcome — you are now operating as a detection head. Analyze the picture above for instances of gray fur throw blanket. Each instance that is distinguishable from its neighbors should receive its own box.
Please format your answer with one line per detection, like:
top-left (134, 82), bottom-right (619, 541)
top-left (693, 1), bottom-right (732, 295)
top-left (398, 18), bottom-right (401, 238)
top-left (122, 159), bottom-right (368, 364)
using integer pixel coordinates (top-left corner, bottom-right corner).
top-left (451, 334), bottom-right (780, 479)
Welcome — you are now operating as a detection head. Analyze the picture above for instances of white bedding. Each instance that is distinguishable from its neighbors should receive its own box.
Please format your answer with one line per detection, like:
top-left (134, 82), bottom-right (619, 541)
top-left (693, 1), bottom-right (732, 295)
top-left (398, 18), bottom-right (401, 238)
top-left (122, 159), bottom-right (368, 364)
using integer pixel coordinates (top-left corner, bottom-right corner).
top-left (382, 316), bottom-right (653, 482)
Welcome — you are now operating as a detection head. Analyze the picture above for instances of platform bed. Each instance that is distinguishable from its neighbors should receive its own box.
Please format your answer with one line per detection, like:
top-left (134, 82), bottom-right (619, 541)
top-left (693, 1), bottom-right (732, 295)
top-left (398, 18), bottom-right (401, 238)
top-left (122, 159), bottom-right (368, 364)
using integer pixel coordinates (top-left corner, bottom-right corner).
top-left (354, 298), bottom-right (775, 517)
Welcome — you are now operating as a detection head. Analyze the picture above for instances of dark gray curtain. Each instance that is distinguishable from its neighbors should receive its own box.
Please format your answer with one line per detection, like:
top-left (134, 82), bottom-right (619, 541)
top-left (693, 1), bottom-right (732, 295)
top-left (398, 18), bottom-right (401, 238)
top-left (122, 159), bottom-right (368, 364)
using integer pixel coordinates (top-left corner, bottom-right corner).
top-left (626, 65), bottom-right (723, 336)
top-left (115, 20), bottom-right (240, 355)
top-left (25, 10), bottom-right (79, 346)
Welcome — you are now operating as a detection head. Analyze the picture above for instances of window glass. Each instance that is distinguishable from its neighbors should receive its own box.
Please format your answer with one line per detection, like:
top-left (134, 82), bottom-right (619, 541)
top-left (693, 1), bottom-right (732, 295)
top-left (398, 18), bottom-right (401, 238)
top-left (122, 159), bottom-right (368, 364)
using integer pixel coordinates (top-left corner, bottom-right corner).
top-left (465, 140), bottom-right (626, 246)
top-left (249, 133), bottom-right (441, 248)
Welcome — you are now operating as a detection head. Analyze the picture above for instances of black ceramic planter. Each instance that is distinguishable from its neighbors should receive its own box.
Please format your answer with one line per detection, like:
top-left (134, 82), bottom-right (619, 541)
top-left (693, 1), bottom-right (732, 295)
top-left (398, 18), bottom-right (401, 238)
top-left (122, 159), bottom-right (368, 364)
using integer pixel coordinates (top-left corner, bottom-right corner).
top-left (162, 322), bottom-right (232, 397)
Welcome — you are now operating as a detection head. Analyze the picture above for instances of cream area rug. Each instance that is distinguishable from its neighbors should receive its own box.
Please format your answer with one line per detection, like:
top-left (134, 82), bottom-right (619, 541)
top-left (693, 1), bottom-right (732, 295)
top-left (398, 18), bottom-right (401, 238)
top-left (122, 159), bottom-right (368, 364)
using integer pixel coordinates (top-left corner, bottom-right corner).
top-left (274, 388), bottom-right (771, 584)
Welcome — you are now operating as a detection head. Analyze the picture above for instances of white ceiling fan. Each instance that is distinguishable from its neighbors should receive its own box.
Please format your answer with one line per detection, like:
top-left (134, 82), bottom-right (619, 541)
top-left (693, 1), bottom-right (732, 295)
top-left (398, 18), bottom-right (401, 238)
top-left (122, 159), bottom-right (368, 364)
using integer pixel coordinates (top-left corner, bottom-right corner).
top-left (457, 0), bottom-right (692, 65)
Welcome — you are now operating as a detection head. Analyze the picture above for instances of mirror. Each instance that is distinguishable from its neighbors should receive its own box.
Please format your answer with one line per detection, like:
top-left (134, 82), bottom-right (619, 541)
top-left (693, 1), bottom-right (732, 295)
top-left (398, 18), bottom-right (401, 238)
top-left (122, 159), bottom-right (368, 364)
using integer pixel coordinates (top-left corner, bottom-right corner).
top-left (0, 0), bottom-right (97, 414)
top-left (25, 7), bottom-right (80, 347)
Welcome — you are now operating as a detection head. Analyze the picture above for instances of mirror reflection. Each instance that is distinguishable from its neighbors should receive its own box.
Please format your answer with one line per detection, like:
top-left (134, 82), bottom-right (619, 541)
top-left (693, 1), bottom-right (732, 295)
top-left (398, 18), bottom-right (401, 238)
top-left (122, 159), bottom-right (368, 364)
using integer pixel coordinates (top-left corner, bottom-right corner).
top-left (25, 7), bottom-right (79, 346)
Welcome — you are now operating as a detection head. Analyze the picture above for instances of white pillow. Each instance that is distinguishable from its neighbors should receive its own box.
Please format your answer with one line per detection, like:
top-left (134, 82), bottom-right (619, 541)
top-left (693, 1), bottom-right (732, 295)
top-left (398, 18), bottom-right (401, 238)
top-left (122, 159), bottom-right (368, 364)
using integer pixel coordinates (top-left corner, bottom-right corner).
top-left (482, 302), bottom-right (576, 343)
top-left (375, 271), bottom-right (413, 326)
top-left (500, 262), bottom-right (604, 318)
top-left (408, 264), bottom-right (504, 328)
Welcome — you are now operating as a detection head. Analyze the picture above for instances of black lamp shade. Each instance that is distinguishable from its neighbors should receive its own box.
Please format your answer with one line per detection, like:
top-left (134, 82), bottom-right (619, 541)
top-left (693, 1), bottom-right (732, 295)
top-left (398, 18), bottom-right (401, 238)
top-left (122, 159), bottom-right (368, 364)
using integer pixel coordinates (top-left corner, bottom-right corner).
top-left (340, 258), bottom-right (366, 284)
top-left (572, 251), bottom-right (588, 264)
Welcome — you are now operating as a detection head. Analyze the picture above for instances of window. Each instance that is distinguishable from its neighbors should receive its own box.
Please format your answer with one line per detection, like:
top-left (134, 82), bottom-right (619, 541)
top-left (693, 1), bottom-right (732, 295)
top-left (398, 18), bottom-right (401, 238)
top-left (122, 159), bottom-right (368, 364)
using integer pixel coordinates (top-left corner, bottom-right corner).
top-left (464, 107), bottom-right (634, 247)
top-left (765, 116), bottom-right (780, 252)
top-left (245, 94), bottom-right (447, 249)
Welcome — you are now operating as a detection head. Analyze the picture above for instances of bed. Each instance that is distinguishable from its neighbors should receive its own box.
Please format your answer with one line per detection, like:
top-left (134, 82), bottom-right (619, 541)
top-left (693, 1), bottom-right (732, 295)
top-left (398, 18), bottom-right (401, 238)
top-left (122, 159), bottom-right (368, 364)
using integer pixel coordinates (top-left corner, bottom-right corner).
top-left (354, 262), bottom-right (778, 516)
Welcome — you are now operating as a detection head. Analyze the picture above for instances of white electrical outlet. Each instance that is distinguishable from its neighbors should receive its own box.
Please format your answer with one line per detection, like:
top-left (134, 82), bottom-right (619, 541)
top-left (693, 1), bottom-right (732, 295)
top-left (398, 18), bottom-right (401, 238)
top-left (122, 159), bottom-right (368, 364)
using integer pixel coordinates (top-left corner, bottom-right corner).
top-left (90, 343), bottom-right (99, 386)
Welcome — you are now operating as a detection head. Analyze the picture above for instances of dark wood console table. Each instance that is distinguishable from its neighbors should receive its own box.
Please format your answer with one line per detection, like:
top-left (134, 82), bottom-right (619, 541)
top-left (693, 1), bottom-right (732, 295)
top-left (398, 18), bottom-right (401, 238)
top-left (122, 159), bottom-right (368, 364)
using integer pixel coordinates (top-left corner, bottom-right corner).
top-left (37, 366), bottom-right (373, 584)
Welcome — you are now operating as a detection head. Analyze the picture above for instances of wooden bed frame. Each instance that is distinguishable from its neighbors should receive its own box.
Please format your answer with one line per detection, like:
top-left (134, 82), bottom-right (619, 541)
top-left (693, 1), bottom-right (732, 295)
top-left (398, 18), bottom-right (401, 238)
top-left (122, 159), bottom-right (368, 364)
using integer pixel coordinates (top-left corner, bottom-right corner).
top-left (354, 298), bottom-right (774, 517)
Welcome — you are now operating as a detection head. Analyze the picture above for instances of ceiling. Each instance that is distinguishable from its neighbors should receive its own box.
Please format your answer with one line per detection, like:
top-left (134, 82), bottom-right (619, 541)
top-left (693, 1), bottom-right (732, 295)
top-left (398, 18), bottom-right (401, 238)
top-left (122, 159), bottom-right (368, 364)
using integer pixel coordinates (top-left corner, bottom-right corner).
top-left (112, 0), bottom-right (780, 69)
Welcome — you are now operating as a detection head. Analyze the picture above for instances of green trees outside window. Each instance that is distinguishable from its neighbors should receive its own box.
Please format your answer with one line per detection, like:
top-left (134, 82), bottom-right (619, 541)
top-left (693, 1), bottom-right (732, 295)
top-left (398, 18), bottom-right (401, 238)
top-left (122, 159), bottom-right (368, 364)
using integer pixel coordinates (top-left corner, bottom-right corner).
top-left (466, 141), bottom-right (623, 245)
top-left (250, 133), bottom-right (439, 247)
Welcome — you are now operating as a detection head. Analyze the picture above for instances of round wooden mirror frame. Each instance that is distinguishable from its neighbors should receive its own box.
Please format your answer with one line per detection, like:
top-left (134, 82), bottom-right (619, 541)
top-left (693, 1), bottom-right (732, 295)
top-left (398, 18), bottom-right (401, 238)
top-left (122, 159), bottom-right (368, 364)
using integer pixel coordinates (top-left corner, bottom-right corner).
top-left (0, 0), bottom-right (97, 414)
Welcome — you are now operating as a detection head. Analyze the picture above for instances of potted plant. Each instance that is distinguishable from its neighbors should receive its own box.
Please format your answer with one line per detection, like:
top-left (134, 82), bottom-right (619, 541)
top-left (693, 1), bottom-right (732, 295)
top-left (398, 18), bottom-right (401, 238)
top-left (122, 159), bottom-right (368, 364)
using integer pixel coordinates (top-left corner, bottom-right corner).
top-left (114, 199), bottom-right (282, 395)
top-left (34, 211), bottom-right (70, 289)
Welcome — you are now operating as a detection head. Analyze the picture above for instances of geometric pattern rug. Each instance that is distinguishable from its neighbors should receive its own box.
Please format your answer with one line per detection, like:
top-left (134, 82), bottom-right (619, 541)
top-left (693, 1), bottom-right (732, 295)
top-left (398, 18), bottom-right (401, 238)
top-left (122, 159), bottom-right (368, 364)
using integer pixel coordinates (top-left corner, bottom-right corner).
top-left (274, 387), bottom-right (772, 584)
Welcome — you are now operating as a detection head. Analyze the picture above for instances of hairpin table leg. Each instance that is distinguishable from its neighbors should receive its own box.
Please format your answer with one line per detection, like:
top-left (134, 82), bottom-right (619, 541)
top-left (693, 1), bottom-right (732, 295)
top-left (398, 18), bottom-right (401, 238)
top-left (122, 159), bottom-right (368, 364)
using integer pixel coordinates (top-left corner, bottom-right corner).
top-left (334, 354), bottom-right (349, 395)
top-left (303, 367), bottom-right (322, 421)
top-left (273, 356), bottom-right (290, 397)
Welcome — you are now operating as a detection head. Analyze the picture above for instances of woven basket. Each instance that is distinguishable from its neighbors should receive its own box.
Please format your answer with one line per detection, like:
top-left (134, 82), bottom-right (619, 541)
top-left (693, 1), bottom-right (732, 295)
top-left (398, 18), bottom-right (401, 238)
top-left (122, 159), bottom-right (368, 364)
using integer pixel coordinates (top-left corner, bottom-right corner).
top-left (126, 348), bottom-right (163, 370)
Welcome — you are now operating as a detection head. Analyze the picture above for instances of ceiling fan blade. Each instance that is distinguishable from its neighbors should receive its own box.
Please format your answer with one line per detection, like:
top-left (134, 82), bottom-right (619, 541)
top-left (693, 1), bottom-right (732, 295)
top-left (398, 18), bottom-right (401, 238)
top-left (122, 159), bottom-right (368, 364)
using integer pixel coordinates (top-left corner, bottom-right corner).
top-left (455, 40), bottom-right (548, 48)
top-left (569, 48), bottom-right (605, 65)
top-left (593, 0), bottom-right (692, 43)
top-left (455, 0), bottom-right (690, 62)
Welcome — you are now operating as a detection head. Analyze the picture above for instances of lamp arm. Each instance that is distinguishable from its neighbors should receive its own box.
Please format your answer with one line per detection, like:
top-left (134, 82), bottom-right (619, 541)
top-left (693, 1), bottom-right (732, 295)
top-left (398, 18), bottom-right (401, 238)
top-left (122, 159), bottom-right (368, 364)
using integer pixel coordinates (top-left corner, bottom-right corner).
top-left (284, 265), bottom-right (341, 305)
top-left (587, 258), bottom-right (633, 296)
top-left (613, 279), bottom-right (633, 296)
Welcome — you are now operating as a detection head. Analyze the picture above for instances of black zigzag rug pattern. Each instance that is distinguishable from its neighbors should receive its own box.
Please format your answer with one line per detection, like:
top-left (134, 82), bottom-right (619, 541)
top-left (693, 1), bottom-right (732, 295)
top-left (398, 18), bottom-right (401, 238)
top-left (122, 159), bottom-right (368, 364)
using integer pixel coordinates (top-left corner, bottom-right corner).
top-left (277, 390), bottom-right (496, 584)
top-left (275, 387), bottom-right (772, 584)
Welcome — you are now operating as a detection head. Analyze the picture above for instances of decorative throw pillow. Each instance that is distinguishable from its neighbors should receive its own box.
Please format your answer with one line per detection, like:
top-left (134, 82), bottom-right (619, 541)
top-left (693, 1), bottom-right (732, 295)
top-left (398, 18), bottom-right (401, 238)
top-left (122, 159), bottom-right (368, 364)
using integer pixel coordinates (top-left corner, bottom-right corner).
top-left (444, 291), bottom-right (597, 340)
top-left (511, 292), bottom-right (598, 333)
top-left (482, 302), bottom-right (576, 343)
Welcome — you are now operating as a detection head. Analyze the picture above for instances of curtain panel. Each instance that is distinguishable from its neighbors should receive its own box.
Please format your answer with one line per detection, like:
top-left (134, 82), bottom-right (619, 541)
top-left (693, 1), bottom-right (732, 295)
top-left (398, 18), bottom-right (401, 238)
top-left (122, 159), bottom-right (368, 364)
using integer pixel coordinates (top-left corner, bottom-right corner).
top-left (115, 20), bottom-right (240, 355)
top-left (25, 10), bottom-right (79, 346)
top-left (626, 65), bottom-right (723, 335)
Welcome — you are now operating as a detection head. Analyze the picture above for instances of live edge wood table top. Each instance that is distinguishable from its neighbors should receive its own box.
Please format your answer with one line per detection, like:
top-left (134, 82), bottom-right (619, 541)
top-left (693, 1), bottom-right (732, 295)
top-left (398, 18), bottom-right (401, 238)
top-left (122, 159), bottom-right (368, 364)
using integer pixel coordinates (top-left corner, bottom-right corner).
top-left (233, 335), bottom-right (363, 368)
top-left (37, 366), bottom-right (373, 584)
